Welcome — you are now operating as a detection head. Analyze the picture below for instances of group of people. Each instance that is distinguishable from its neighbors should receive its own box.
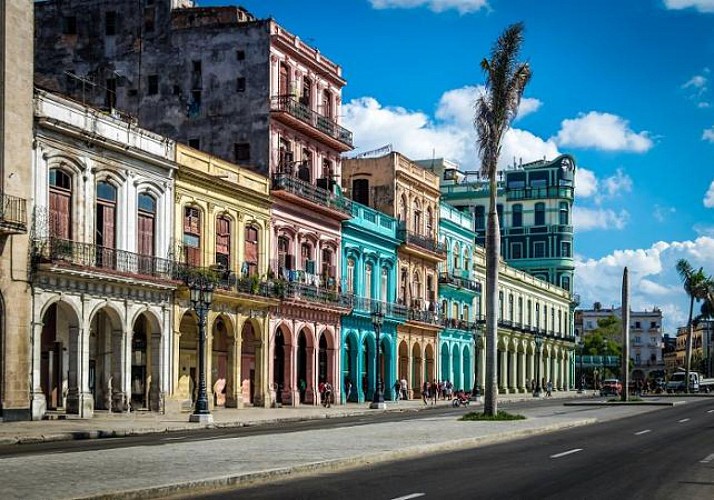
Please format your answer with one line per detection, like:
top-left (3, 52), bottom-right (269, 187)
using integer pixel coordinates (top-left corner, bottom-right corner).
top-left (529, 378), bottom-right (554, 396)
top-left (418, 379), bottom-right (457, 405)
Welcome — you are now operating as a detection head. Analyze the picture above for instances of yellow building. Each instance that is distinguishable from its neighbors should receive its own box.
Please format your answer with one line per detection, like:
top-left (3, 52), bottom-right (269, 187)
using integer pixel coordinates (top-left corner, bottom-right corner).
top-left (171, 145), bottom-right (277, 411)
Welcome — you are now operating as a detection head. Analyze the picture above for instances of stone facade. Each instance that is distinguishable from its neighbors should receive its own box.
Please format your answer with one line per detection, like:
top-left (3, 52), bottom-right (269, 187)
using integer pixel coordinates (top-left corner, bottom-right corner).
top-left (0, 0), bottom-right (34, 421)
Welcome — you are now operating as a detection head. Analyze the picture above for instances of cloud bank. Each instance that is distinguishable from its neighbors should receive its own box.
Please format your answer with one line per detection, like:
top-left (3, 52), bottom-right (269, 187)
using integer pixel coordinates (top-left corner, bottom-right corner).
top-left (369, 0), bottom-right (489, 14)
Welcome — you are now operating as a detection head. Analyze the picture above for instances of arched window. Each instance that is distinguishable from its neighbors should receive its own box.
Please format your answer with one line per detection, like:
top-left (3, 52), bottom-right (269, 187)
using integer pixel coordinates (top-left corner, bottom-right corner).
top-left (300, 76), bottom-right (312, 107)
top-left (398, 195), bottom-right (408, 223)
top-left (413, 200), bottom-right (422, 234)
top-left (137, 193), bottom-right (156, 258)
top-left (518, 297), bottom-right (523, 325)
top-left (183, 206), bottom-right (201, 266)
top-left (498, 291), bottom-right (504, 320)
top-left (96, 181), bottom-right (117, 250)
top-left (534, 202), bottom-right (546, 226)
top-left (244, 225), bottom-right (259, 276)
top-left (509, 294), bottom-right (514, 321)
top-left (559, 202), bottom-right (569, 225)
top-left (464, 249), bottom-right (471, 271)
top-left (442, 299), bottom-right (448, 318)
top-left (216, 215), bottom-right (231, 270)
top-left (453, 242), bottom-right (460, 269)
top-left (535, 303), bottom-right (540, 329)
top-left (298, 149), bottom-right (312, 182)
top-left (277, 235), bottom-right (293, 274)
top-left (346, 258), bottom-right (355, 294)
top-left (512, 204), bottom-right (523, 227)
top-left (49, 169), bottom-right (72, 239)
top-left (426, 207), bottom-right (434, 234)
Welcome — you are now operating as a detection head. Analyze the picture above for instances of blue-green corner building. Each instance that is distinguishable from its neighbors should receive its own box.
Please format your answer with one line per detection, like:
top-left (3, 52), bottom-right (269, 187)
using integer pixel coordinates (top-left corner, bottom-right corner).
top-left (437, 202), bottom-right (480, 391)
top-left (341, 202), bottom-right (406, 403)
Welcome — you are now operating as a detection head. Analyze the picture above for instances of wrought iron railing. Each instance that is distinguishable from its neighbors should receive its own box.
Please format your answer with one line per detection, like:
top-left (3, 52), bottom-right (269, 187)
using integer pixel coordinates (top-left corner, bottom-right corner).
top-left (439, 317), bottom-right (480, 332)
top-left (0, 192), bottom-right (28, 232)
top-left (271, 172), bottom-right (353, 216)
top-left (438, 272), bottom-right (481, 293)
top-left (351, 296), bottom-right (407, 320)
top-left (280, 282), bottom-right (352, 308)
top-left (271, 96), bottom-right (353, 147)
top-left (397, 224), bottom-right (446, 256)
top-left (407, 307), bottom-right (439, 324)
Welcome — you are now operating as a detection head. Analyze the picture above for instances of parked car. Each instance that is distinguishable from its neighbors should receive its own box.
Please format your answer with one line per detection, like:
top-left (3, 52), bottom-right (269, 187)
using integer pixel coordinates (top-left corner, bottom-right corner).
top-left (600, 379), bottom-right (622, 396)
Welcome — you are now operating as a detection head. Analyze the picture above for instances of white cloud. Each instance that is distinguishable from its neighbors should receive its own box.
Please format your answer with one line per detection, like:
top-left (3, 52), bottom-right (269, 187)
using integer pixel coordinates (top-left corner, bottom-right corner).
top-left (704, 180), bottom-right (714, 207)
top-left (573, 167), bottom-right (632, 202)
top-left (516, 97), bottom-right (542, 120)
top-left (573, 207), bottom-right (630, 231)
top-left (682, 74), bottom-right (708, 90)
top-left (553, 112), bottom-right (653, 152)
top-left (653, 204), bottom-right (676, 222)
top-left (369, 0), bottom-right (489, 14)
top-left (575, 168), bottom-right (598, 198)
top-left (575, 237), bottom-right (714, 330)
top-left (601, 168), bottom-right (633, 198)
top-left (343, 90), bottom-right (556, 170)
top-left (664, 0), bottom-right (714, 13)
top-left (703, 127), bottom-right (714, 142)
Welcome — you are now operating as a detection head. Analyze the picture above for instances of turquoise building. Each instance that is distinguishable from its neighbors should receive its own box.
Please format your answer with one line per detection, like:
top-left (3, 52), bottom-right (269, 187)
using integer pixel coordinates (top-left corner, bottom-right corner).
top-left (437, 202), bottom-right (480, 391)
top-left (341, 202), bottom-right (406, 403)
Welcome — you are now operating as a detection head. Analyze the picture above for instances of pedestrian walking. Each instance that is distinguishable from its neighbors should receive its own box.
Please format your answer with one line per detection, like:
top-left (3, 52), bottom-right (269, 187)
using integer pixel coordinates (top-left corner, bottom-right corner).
top-left (546, 380), bottom-right (553, 397)
top-left (393, 380), bottom-right (401, 402)
top-left (323, 381), bottom-right (332, 408)
top-left (344, 377), bottom-right (352, 403)
top-left (431, 379), bottom-right (438, 405)
top-left (400, 378), bottom-right (408, 400)
top-left (422, 381), bottom-right (430, 405)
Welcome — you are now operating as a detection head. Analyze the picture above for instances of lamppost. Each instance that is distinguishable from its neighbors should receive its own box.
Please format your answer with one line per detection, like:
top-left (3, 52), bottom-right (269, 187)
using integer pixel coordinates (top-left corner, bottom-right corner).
top-left (533, 333), bottom-right (544, 397)
top-left (187, 274), bottom-right (215, 423)
top-left (577, 339), bottom-right (585, 394)
top-left (370, 306), bottom-right (386, 409)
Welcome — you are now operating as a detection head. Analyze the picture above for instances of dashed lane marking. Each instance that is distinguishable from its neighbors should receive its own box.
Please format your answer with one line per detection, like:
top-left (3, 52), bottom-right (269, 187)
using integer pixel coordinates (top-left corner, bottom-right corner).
top-left (634, 429), bottom-right (651, 435)
top-left (550, 448), bottom-right (583, 459)
top-left (678, 418), bottom-right (691, 423)
top-left (390, 493), bottom-right (426, 500)
top-left (700, 453), bottom-right (714, 464)
top-left (707, 409), bottom-right (714, 413)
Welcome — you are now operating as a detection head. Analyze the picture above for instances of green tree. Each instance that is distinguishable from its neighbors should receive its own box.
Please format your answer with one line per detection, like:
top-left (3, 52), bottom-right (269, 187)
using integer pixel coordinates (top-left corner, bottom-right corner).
top-left (475, 23), bottom-right (532, 416)
top-left (675, 259), bottom-right (712, 392)
top-left (582, 315), bottom-right (622, 357)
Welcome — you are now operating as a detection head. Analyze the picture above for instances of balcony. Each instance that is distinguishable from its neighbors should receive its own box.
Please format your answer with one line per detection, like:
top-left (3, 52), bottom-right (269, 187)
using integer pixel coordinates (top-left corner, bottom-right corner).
top-left (397, 223), bottom-right (446, 259)
top-left (33, 238), bottom-right (176, 283)
top-left (438, 272), bottom-right (481, 293)
top-left (271, 172), bottom-right (353, 219)
top-left (270, 96), bottom-right (353, 150)
top-left (506, 186), bottom-right (574, 201)
top-left (352, 296), bottom-right (407, 320)
top-left (404, 299), bottom-right (439, 326)
top-left (0, 192), bottom-right (28, 235)
top-left (440, 317), bottom-right (480, 332)
top-left (269, 262), bottom-right (351, 309)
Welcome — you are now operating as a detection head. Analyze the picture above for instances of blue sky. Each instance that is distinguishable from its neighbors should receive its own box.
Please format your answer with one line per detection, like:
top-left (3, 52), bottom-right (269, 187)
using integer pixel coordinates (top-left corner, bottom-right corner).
top-left (207, 0), bottom-right (714, 330)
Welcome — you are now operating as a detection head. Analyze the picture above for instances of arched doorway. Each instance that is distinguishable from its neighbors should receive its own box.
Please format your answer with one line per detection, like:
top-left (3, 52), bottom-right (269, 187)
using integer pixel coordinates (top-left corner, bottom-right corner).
top-left (211, 317), bottom-right (231, 408)
top-left (398, 340), bottom-right (408, 385)
top-left (412, 342), bottom-right (422, 396)
top-left (134, 311), bottom-right (163, 412)
top-left (425, 343), bottom-right (435, 384)
top-left (440, 343), bottom-right (450, 382)
top-left (88, 306), bottom-right (122, 411)
top-left (240, 320), bottom-right (260, 407)
top-left (380, 335), bottom-right (394, 399)
top-left (343, 333), bottom-right (358, 402)
top-left (40, 302), bottom-right (80, 412)
top-left (318, 333), bottom-right (328, 384)
top-left (451, 344), bottom-right (461, 390)
top-left (273, 327), bottom-right (286, 405)
top-left (177, 311), bottom-right (199, 406)
top-left (297, 330), bottom-right (308, 403)
top-left (462, 346), bottom-right (472, 392)
top-left (362, 336), bottom-right (373, 401)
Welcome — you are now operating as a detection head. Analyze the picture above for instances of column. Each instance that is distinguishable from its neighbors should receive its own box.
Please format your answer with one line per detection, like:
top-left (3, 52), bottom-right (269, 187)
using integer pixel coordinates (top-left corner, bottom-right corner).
top-left (30, 321), bottom-right (47, 420)
top-left (508, 350), bottom-right (517, 393)
top-left (519, 351), bottom-right (527, 392)
top-left (499, 350), bottom-right (507, 391)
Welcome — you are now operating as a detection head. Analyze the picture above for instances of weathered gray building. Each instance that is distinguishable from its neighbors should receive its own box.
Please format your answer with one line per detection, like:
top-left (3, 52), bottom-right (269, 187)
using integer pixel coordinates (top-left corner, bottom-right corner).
top-left (1, 0), bottom-right (33, 421)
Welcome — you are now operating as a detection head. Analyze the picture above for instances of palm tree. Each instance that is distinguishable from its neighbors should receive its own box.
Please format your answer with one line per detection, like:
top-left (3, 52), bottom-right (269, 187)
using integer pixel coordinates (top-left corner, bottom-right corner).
top-left (475, 23), bottom-right (531, 415)
top-left (675, 259), bottom-right (711, 393)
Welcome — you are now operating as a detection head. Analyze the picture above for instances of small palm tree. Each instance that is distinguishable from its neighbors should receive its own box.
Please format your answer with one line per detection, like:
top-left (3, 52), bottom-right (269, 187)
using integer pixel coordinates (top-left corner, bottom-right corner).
top-left (475, 23), bottom-right (531, 416)
top-left (675, 259), bottom-right (711, 393)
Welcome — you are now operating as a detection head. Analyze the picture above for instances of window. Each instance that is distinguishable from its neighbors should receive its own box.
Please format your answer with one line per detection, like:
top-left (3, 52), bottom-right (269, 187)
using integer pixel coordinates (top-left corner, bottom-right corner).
top-left (562, 276), bottom-right (571, 292)
top-left (95, 181), bottom-right (117, 249)
top-left (509, 294), bottom-right (514, 321)
top-left (183, 207), bottom-right (201, 266)
top-left (346, 258), bottom-right (355, 294)
top-left (300, 77), bottom-right (312, 107)
top-left (453, 243), bottom-right (460, 269)
top-left (352, 178), bottom-right (369, 205)
top-left (49, 169), bottom-right (72, 239)
top-left (105, 11), bottom-right (118, 36)
top-left (464, 251), bottom-right (471, 271)
top-left (474, 206), bottom-right (485, 230)
top-left (463, 305), bottom-right (470, 321)
top-left (498, 291), bottom-right (503, 320)
top-left (561, 241), bottom-right (571, 257)
top-left (301, 243), bottom-right (314, 273)
top-left (533, 241), bottom-right (546, 258)
top-left (651, 321), bottom-right (658, 329)
top-left (322, 89), bottom-right (332, 119)
top-left (518, 297), bottom-right (523, 324)
top-left (413, 201), bottom-right (422, 234)
top-left (192, 60), bottom-right (202, 74)
top-left (534, 202), bottom-right (545, 226)
top-left (365, 264), bottom-right (373, 299)
top-left (147, 75), bottom-right (159, 95)
top-left (400, 268), bottom-right (408, 304)
top-left (321, 248), bottom-right (335, 283)
top-left (559, 202), bottom-right (569, 225)
top-left (277, 236), bottom-right (293, 273)
top-left (527, 300), bottom-right (532, 326)
top-left (426, 207), bottom-right (434, 234)
top-left (512, 204), bottom-right (523, 227)
top-left (137, 193), bottom-right (156, 258)
top-left (236, 77), bottom-right (246, 92)
top-left (427, 275), bottom-right (435, 303)
top-left (412, 272), bottom-right (422, 306)
top-left (298, 149), bottom-right (312, 182)
top-left (190, 90), bottom-right (202, 115)
top-left (535, 303), bottom-right (540, 329)
top-left (236, 50), bottom-right (245, 61)
top-left (511, 242), bottom-right (523, 259)
top-left (381, 267), bottom-right (388, 302)
top-left (215, 216), bottom-right (231, 270)
top-left (105, 78), bottom-right (117, 109)
top-left (234, 142), bottom-right (250, 162)
top-left (188, 138), bottom-right (200, 149)
top-left (244, 225), bottom-right (259, 276)
top-left (497, 204), bottom-right (504, 228)
top-left (635, 336), bottom-right (641, 344)
top-left (635, 321), bottom-right (641, 329)
top-left (279, 63), bottom-right (290, 96)
top-left (62, 16), bottom-right (78, 35)
top-left (144, 7), bottom-right (155, 32)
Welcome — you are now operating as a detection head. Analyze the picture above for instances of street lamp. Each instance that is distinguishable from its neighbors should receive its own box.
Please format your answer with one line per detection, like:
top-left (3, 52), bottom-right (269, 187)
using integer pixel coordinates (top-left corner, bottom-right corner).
top-left (577, 339), bottom-right (585, 394)
top-left (370, 306), bottom-right (386, 409)
top-left (187, 274), bottom-right (215, 423)
top-left (533, 333), bottom-right (544, 397)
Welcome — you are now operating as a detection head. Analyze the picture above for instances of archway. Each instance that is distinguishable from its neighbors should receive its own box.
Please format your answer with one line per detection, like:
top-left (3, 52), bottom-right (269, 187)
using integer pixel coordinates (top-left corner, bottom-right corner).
top-left (133, 311), bottom-right (163, 411)
top-left (343, 333), bottom-right (358, 402)
top-left (88, 306), bottom-right (122, 411)
top-left (273, 327), bottom-right (286, 405)
top-left (440, 343), bottom-right (450, 382)
top-left (318, 333), bottom-right (328, 384)
top-left (412, 342), bottom-right (422, 395)
top-left (211, 316), bottom-right (232, 408)
top-left (462, 346), bottom-right (472, 393)
top-left (398, 340), bottom-right (409, 383)
top-left (177, 311), bottom-right (199, 405)
top-left (362, 335), bottom-right (375, 400)
top-left (425, 343), bottom-right (435, 384)
top-left (451, 343), bottom-right (461, 390)
top-left (240, 320), bottom-right (260, 407)
top-left (40, 301), bottom-right (80, 412)
top-left (297, 330), bottom-right (308, 403)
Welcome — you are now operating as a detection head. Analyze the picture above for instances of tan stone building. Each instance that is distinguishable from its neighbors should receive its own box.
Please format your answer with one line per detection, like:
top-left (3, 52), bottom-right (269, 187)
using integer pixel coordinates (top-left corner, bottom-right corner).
top-left (343, 152), bottom-right (446, 397)
top-left (0, 0), bottom-right (33, 421)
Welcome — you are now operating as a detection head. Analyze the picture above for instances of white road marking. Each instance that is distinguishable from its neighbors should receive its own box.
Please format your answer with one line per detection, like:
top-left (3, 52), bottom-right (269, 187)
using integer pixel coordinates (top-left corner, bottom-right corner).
top-left (707, 409), bottom-right (714, 413)
top-left (700, 453), bottom-right (714, 464)
top-left (678, 418), bottom-right (691, 423)
top-left (390, 494), bottom-right (426, 500)
top-left (634, 429), bottom-right (651, 435)
top-left (550, 448), bottom-right (583, 459)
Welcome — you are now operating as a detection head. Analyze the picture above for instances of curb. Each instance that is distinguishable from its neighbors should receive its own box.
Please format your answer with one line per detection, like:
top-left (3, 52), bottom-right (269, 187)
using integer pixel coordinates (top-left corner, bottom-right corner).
top-left (76, 418), bottom-right (598, 500)
top-left (563, 400), bottom-right (686, 407)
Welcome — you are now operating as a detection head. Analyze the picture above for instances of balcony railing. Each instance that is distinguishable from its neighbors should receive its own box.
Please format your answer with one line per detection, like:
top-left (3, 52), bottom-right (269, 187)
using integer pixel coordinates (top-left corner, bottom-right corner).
top-left (352, 296), bottom-right (407, 320)
top-left (280, 281), bottom-right (352, 308)
top-left (438, 272), bottom-right (481, 293)
top-left (506, 186), bottom-right (574, 201)
top-left (271, 96), bottom-right (353, 147)
top-left (33, 238), bottom-right (176, 281)
top-left (0, 192), bottom-right (28, 233)
top-left (271, 172), bottom-right (353, 216)
top-left (397, 224), bottom-right (446, 256)
top-left (440, 317), bottom-right (480, 332)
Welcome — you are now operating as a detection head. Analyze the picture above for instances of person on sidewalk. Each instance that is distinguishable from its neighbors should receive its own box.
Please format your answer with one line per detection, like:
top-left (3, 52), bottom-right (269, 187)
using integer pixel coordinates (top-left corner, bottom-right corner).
top-left (323, 381), bottom-right (332, 408)
top-left (431, 379), bottom-right (438, 405)
top-left (344, 377), bottom-right (352, 403)
top-left (400, 378), bottom-right (408, 400)
top-left (393, 380), bottom-right (401, 402)
top-left (546, 380), bottom-right (553, 397)
top-left (422, 381), bottom-right (430, 405)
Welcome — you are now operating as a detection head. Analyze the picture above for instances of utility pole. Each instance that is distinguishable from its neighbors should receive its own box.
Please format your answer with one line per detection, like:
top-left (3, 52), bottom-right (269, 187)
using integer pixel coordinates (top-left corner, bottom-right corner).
top-left (621, 267), bottom-right (630, 402)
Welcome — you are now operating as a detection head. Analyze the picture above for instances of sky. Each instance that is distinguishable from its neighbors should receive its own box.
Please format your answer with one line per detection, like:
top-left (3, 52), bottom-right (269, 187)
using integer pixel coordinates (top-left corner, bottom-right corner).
top-left (206, 0), bottom-right (714, 331)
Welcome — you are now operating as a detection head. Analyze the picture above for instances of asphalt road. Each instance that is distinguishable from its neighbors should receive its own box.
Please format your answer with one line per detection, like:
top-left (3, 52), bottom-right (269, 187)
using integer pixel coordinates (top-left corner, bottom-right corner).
top-left (0, 398), bottom-right (566, 458)
top-left (194, 399), bottom-right (714, 500)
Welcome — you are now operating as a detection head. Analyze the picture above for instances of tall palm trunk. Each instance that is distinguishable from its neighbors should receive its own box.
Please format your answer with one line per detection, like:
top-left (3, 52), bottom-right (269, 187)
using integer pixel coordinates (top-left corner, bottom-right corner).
top-left (685, 295), bottom-right (694, 393)
top-left (484, 177), bottom-right (500, 415)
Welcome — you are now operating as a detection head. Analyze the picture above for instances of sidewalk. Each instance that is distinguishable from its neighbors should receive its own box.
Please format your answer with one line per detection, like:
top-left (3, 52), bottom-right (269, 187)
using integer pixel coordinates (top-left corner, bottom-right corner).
top-left (0, 390), bottom-right (669, 500)
top-left (0, 391), bottom-right (579, 446)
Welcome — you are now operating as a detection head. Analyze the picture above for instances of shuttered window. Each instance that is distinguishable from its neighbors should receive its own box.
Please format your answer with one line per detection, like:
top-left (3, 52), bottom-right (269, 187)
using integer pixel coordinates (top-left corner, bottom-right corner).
top-left (49, 169), bottom-right (72, 240)
top-left (183, 207), bottom-right (201, 266)
top-left (244, 226), bottom-right (258, 276)
top-left (137, 194), bottom-right (156, 257)
top-left (216, 216), bottom-right (231, 269)
top-left (96, 181), bottom-right (117, 249)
